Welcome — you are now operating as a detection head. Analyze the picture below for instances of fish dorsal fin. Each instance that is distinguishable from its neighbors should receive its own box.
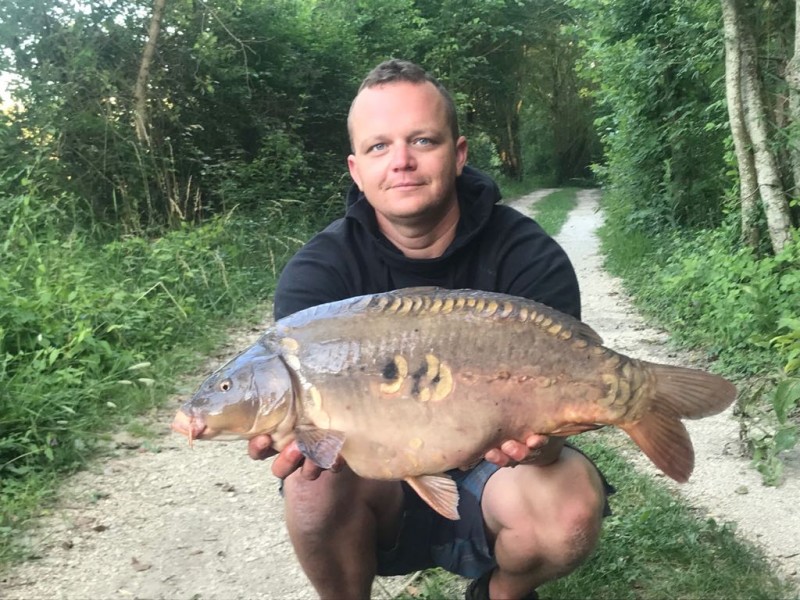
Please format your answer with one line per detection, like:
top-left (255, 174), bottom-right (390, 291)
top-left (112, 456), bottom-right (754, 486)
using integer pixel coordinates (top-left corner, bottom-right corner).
top-left (405, 474), bottom-right (460, 520)
top-left (574, 321), bottom-right (604, 345)
top-left (393, 286), bottom-right (444, 294)
top-left (295, 426), bottom-right (345, 469)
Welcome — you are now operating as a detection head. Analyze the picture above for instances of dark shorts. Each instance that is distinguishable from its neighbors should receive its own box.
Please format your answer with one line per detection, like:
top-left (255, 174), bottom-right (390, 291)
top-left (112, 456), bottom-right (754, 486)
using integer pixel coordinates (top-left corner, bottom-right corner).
top-left (376, 445), bottom-right (615, 579)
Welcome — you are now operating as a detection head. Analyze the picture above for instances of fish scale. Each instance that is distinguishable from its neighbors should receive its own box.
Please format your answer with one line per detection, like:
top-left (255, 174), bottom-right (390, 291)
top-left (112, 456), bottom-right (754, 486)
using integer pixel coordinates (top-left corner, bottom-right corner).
top-left (172, 287), bottom-right (737, 520)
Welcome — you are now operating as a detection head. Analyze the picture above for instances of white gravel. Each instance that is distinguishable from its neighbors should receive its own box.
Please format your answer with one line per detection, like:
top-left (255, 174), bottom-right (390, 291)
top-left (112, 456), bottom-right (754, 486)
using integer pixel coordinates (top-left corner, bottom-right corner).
top-left (2, 188), bottom-right (797, 600)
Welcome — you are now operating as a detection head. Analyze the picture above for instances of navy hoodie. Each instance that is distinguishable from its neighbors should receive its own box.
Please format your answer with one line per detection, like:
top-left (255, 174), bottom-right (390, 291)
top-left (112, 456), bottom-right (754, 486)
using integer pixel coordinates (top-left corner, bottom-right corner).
top-left (273, 166), bottom-right (580, 320)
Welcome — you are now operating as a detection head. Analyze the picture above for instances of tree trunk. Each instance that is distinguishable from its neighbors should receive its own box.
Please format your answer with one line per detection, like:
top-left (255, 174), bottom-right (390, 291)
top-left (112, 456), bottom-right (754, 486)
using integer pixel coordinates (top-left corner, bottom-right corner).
top-left (721, 0), bottom-right (760, 248)
top-left (736, 0), bottom-right (793, 253)
top-left (785, 0), bottom-right (800, 196)
top-left (133, 0), bottom-right (168, 144)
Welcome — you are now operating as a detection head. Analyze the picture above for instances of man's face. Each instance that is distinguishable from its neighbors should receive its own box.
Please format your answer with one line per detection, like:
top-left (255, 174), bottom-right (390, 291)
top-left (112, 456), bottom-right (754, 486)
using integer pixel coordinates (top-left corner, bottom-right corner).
top-left (347, 81), bottom-right (468, 226)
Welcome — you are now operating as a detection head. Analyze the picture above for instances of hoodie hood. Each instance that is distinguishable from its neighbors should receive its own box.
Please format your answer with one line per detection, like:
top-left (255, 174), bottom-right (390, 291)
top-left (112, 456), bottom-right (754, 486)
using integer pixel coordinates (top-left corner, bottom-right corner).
top-left (343, 165), bottom-right (502, 268)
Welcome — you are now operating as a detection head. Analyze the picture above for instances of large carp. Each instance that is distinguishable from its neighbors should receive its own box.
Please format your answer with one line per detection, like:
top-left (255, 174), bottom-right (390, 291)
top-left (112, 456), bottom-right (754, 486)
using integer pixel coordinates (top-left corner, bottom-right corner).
top-left (172, 287), bottom-right (736, 519)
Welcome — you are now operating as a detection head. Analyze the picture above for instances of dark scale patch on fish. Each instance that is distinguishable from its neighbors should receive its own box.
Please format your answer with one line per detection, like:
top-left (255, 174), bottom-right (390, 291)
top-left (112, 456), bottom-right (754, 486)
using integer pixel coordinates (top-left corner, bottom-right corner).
top-left (382, 360), bottom-right (399, 380)
top-left (410, 362), bottom-right (428, 397)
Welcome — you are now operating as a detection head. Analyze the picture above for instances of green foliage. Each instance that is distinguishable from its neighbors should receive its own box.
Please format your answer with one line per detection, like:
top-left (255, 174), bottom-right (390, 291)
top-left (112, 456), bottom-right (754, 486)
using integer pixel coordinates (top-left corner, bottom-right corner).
top-left (0, 182), bottom-right (315, 558)
top-left (570, 0), bottom-right (729, 233)
top-left (0, 0), bottom-right (596, 228)
top-left (600, 214), bottom-right (800, 376)
top-left (742, 320), bottom-right (800, 485)
top-left (600, 199), bottom-right (800, 485)
top-left (543, 436), bottom-right (795, 599)
top-left (741, 378), bottom-right (800, 486)
top-left (772, 317), bottom-right (800, 376)
top-left (465, 131), bottom-right (502, 180)
top-left (520, 20), bottom-right (601, 185)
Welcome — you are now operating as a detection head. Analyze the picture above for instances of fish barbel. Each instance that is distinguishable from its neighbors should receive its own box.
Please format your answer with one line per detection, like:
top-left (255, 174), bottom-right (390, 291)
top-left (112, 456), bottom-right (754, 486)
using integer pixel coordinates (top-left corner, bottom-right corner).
top-left (172, 288), bottom-right (737, 519)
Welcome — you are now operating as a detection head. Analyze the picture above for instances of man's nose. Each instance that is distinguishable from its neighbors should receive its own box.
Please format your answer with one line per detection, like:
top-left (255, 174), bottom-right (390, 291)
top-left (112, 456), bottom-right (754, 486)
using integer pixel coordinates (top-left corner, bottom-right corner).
top-left (390, 144), bottom-right (416, 170)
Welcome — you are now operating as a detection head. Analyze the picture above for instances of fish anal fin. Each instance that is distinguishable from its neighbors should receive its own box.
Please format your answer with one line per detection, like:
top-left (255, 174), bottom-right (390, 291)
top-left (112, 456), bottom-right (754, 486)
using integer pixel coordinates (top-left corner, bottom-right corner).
top-left (405, 474), bottom-right (460, 521)
top-left (549, 423), bottom-right (605, 436)
top-left (295, 427), bottom-right (345, 469)
top-left (622, 408), bottom-right (694, 483)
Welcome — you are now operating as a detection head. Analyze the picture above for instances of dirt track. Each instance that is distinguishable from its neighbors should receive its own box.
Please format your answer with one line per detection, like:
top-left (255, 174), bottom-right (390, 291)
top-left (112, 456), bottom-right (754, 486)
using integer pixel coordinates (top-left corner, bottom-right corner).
top-left (2, 189), bottom-right (797, 599)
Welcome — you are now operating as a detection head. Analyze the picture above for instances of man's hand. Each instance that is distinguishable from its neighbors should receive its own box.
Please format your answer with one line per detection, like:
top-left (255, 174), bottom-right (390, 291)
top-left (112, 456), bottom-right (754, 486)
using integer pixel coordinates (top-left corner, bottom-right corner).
top-left (247, 434), bottom-right (344, 480)
top-left (484, 433), bottom-right (564, 467)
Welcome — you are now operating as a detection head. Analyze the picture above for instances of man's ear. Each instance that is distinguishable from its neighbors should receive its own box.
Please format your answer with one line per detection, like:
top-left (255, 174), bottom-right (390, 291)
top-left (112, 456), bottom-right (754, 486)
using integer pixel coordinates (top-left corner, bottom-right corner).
top-left (347, 154), bottom-right (363, 189)
top-left (455, 136), bottom-right (468, 176)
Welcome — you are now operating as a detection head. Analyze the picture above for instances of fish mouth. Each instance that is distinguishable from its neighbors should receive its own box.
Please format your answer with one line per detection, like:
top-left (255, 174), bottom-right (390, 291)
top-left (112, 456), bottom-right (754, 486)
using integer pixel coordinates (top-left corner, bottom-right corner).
top-left (171, 409), bottom-right (258, 443)
top-left (171, 410), bottom-right (210, 446)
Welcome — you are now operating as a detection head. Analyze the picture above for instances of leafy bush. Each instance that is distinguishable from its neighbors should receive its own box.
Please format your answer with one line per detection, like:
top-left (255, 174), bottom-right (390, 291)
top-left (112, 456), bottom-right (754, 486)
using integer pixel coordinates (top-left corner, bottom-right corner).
top-left (574, 0), bottom-right (730, 233)
top-left (653, 228), bottom-right (799, 372)
top-left (0, 186), bottom-right (318, 542)
top-left (465, 130), bottom-right (503, 180)
top-left (601, 213), bottom-right (800, 376)
top-left (742, 319), bottom-right (800, 485)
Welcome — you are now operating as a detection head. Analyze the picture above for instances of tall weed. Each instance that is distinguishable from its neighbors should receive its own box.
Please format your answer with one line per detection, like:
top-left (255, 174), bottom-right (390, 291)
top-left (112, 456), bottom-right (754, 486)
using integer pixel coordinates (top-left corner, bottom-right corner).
top-left (601, 211), bottom-right (800, 376)
top-left (0, 187), bottom-right (317, 557)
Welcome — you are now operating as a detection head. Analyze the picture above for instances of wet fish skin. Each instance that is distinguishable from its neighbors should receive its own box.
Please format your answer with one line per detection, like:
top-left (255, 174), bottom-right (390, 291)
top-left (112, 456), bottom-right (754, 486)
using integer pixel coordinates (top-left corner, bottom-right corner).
top-left (172, 288), bottom-right (737, 520)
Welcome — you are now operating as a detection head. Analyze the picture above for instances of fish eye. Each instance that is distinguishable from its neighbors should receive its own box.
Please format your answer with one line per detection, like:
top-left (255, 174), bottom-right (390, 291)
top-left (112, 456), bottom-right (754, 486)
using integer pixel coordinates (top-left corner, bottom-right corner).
top-left (219, 379), bottom-right (233, 392)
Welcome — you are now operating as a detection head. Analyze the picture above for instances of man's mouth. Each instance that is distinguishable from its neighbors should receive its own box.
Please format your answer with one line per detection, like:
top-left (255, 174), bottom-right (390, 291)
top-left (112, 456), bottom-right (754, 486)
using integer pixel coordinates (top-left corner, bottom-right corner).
top-left (388, 181), bottom-right (424, 190)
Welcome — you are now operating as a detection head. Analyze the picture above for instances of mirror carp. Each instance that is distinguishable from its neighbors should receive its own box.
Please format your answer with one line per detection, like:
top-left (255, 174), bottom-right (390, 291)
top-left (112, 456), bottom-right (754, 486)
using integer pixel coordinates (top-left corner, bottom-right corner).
top-left (172, 288), bottom-right (737, 520)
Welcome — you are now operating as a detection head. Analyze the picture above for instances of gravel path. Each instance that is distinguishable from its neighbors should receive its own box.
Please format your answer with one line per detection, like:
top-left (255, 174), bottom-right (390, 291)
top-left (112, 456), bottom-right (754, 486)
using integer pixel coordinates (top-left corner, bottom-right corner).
top-left (2, 189), bottom-right (797, 599)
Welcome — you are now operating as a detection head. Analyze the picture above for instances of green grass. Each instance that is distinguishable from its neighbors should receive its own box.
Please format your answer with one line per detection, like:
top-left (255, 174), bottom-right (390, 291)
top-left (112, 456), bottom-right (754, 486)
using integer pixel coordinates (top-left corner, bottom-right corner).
top-left (398, 432), bottom-right (796, 600)
top-left (528, 187), bottom-right (580, 236)
top-left (496, 175), bottom-right (552, 199)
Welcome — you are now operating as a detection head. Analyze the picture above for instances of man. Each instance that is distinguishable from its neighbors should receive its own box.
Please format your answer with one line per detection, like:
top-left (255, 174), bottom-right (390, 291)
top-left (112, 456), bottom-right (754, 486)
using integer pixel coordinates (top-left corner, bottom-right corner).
top-left (247, 59), bottom-right (611, 600)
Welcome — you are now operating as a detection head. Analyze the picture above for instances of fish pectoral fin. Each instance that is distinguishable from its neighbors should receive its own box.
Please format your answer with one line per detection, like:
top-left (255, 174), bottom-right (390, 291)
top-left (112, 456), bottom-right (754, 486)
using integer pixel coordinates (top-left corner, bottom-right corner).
top-left (295, 427), bottom-right (345, 470)
top-left (549, 423), bottom-right (605, 436)
top-left (404, 474), bottom-right (460, 521)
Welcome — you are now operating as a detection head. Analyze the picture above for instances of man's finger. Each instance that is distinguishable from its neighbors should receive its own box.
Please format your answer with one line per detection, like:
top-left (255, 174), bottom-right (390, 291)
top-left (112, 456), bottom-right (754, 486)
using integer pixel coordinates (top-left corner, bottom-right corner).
top-left (525, 433), bottom-right (550, 449)
top-left (484, 448), bottom-right (511, 467)
top-left (300, 459), bottom-right (325, 481)
top-left (500, 440), bottom-right (529, 462)
top-left (271, 442), bottom-right (305, 479)
top-left (248, 435), bottom-right (275, 461)
top-left (329, 455), bottom-right (346, 473)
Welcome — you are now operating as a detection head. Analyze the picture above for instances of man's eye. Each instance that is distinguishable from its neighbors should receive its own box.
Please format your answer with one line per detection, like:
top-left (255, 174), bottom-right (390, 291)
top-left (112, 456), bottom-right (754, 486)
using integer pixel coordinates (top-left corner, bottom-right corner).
top-left (414, 138), bottom-right (432, 146)
top-left (369, 143), bottom-right (386, 152)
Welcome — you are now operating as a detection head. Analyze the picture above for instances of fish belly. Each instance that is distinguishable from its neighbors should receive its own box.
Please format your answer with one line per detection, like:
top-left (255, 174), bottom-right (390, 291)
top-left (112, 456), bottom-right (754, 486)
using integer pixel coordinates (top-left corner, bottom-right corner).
top-left (302, 359), bottom-right (612, 480)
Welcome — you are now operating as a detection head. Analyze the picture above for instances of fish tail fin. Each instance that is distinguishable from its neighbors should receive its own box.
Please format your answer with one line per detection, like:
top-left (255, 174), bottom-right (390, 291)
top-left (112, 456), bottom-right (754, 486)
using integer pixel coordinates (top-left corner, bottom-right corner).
top-left (648, 363), bottom-right (737, 419)
top-left (622, 364), bottom-right (737, 482)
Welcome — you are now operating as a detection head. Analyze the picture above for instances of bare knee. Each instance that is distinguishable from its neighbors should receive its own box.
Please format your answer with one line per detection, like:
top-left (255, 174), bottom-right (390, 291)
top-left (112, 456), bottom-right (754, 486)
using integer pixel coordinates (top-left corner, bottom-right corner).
top-left (484, 448), bottom-right (607, 580)
top-left (545, 482), bottom-right (604, 571)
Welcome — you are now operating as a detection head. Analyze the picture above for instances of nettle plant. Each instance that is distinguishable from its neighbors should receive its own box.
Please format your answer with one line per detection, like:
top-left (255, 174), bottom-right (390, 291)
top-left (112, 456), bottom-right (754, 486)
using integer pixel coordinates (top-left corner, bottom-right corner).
top-left (746, 318), bottom-right (800, 486)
